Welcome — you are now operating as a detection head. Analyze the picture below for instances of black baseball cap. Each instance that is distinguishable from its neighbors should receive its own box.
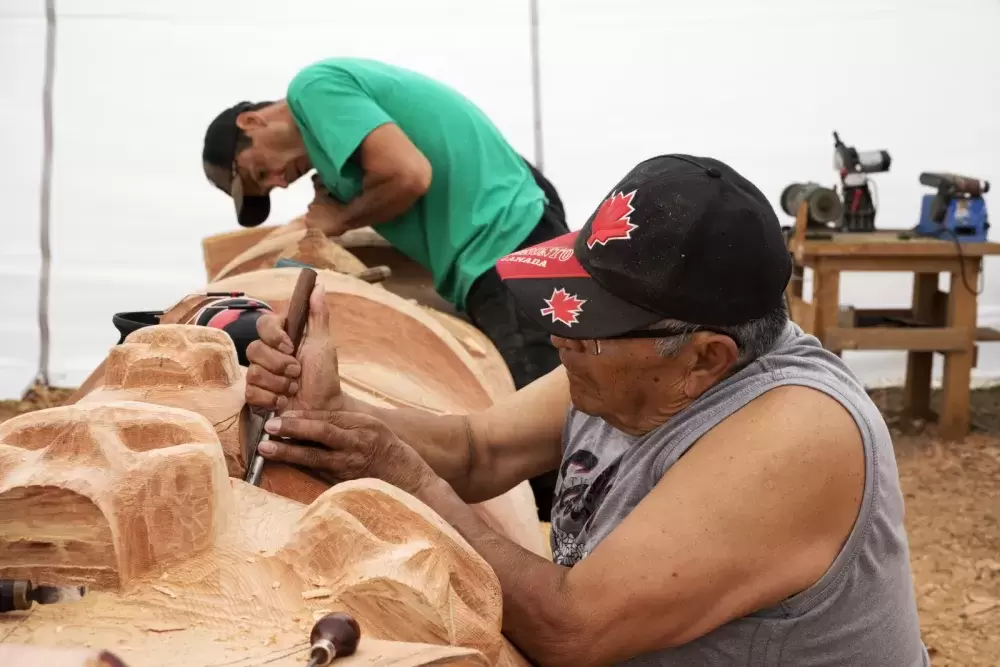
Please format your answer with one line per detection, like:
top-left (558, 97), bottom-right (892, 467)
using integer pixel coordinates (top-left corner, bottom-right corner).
top-left (495, 154), bottom-right (792, 340)
top-left (202, 101), bottom-right (275, 227)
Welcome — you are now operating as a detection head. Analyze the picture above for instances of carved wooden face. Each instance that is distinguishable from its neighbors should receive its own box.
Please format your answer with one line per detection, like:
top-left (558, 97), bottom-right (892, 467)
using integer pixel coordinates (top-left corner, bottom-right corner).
top-left (76, 325), bottom-right (251, 480)
top-left (0, 400), bottom-right (515, 666)
top-left (0, 401), bottom-right (232, 589)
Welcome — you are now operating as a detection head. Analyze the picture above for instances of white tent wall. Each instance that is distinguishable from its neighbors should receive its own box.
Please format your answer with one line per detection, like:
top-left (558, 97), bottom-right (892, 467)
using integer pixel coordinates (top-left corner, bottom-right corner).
top-left (1, 0), bottom-right (998, 398)
top-left (0, 1), bottom-right (45, 399)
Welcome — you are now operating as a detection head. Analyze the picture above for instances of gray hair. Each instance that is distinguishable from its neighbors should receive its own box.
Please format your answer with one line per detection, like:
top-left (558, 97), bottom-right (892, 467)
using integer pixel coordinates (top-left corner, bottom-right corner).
top-left (648, 296), bottom-right (789, 366)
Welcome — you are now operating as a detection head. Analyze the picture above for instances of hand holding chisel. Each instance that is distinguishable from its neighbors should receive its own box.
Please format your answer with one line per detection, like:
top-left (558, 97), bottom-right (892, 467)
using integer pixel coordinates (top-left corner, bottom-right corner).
top-left (245, 268), bottom-right (317, 486)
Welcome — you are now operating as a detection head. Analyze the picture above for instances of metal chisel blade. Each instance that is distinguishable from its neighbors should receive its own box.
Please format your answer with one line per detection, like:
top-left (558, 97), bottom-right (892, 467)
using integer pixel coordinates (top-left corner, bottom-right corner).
top-left (244, 407), bottom-right (271, 485)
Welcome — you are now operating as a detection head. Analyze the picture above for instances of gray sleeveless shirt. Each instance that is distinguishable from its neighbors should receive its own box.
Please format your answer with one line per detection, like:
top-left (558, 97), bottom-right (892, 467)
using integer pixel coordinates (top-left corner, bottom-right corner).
top-left (549, 322), bottom-right (930, 666)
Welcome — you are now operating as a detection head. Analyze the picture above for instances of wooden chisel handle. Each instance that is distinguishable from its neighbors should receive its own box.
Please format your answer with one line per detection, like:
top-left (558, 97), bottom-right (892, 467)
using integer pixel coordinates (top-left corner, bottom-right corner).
top-left (284, 268), bottom-right (317, 352)
top-left (350, 265), bottom-right (392, 284)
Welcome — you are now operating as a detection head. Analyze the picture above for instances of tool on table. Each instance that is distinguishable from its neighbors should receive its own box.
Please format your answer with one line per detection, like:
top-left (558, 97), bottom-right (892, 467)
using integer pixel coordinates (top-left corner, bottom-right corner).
top-left (914, 172), bottom-right (991, 242)
top-left (779, 182), bottom-right (844, 231)
top-left (275, 257), bottom-right (393, 285)
top-left (0, 578), bottom-right (87, 613)
top-left (350, 265), bottom-right (392, 284)
top-left (305, 612), bottom-right (361, 666)
top-left (244, 267), bottom-right (318, 487)
top-left (832, 130), bottom-right (892, 232)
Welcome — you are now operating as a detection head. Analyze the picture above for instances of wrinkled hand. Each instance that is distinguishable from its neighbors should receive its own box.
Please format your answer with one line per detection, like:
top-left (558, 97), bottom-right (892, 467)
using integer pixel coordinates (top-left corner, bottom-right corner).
top-left (304, 177), bottom-right (349, 237)
top-left (258, 410), bottom-right (437, 494)
top-left (245, 283), bottom-right (343, 413)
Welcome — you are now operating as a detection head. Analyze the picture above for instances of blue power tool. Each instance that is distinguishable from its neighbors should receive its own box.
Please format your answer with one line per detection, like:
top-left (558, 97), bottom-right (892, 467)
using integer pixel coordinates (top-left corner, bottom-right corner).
top-left (914, 172), bottom-right (991, 242)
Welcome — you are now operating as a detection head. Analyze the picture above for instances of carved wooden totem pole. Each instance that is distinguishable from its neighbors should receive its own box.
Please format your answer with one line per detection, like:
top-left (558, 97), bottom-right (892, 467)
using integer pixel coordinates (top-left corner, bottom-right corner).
top-left (0, 221), bottom-right (544, 667)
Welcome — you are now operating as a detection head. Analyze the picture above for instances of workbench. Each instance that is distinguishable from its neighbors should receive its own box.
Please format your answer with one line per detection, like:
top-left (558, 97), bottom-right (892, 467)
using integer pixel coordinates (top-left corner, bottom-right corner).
top-left (784, 203), bottom-right (1000, 441)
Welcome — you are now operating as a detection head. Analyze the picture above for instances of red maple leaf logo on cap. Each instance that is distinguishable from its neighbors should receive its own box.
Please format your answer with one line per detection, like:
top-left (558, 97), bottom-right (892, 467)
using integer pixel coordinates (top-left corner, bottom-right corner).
top-left (586, 190), bottom-right (638, 249)
top-left (540, 288), bottom-right (586, 326)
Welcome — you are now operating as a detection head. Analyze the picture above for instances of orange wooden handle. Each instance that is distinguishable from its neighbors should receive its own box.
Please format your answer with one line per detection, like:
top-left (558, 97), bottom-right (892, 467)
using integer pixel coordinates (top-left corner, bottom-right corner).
top-left (284, 268), bottom-right (317, 352)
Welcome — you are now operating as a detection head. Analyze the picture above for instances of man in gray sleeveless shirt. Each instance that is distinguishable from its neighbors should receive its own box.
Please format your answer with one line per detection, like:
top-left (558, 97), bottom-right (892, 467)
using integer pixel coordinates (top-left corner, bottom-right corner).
top-left (244, 154), bottom-right (931, 666)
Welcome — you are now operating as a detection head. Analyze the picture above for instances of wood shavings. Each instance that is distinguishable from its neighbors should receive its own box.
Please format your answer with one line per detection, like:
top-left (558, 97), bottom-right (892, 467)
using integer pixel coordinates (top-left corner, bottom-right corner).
top-left (974, 559), bottom-right (1000, 577)
top-left (872, 383), bottom-right (1000, 667)
top-left (962, 593), bottom-right (1000, 618)
top-left (142, 623), bottom-right (186, 633)
top-left (301, 588), bottom-right (333, 600)
top-left (151, 585), bottom-right (177, 598)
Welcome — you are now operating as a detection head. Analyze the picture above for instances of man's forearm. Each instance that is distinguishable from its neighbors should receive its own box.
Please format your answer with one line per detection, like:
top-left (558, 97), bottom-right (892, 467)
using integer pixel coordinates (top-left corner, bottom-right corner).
top-left (339, 173), bottom-right (425, 230)
top-left (416, 476), bottom-right (581, 667)
top-left (342, 396), bottom-right (476, 496)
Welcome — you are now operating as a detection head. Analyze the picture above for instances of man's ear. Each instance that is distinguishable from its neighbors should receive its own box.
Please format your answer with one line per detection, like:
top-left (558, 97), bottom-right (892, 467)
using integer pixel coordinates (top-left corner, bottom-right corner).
top-left (694, 335), bottom-right (739, 373)
top-left (235, 110), bottom-right (267, 131)
top-left (683, 334), bottom-right (739, 398)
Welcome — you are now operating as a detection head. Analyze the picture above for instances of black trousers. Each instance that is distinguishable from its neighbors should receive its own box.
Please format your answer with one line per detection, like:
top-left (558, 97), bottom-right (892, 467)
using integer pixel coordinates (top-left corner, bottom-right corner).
top-left (464, 160), bottom-right (569, 521)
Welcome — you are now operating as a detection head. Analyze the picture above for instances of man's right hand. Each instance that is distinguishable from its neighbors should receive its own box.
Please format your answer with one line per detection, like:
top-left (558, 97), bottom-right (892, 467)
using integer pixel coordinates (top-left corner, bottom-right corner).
top-left (245, 284), bottom-right (344, 413)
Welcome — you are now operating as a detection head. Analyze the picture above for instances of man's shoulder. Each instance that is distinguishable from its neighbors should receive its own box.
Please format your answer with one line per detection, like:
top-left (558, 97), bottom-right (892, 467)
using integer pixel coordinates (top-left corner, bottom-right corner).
top-left (287, 58), bottom-right (349, 95)
top-left (287, 58), bottom-right (386, 99)
top-left (707, 383), bottom-right (865, 479)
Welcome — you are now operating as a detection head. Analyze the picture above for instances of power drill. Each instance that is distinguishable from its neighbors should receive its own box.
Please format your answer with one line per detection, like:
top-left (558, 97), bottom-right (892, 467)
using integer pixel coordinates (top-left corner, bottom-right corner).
top-left (914, 172), bottom-right (991, 242)
top-left (832, 131), bottom-right (891, 232)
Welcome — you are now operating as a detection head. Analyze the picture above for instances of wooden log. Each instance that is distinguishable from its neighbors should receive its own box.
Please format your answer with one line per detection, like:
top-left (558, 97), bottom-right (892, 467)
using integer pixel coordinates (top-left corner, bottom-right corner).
top-left (1, 227), bottom-right (545, 665)
top-left (213, 219), bottom-right (367, 282)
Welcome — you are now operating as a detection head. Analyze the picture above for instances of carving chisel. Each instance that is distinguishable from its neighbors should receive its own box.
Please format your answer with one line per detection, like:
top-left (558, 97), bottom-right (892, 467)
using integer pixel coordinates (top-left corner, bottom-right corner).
top-left (245, 267), bottom-right (317, 486)
top-left (305, 612), bottom-right (361, 665)
top-left (0, 578), bottom-right (87, 613)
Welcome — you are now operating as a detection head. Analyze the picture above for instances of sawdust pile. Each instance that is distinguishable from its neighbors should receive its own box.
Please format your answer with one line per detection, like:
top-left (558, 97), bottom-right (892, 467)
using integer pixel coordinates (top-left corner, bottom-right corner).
top-left (869, 387), bottom-right (1000, 666)
top-left (0, 384), bottom-right (76, 422)
top-left (2, 384), bottom-right (998, 665)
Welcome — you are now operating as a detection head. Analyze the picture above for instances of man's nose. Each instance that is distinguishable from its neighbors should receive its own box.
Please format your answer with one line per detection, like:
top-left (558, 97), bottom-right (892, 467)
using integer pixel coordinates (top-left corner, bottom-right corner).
top-left (263, 172), bottom-right (288, 189)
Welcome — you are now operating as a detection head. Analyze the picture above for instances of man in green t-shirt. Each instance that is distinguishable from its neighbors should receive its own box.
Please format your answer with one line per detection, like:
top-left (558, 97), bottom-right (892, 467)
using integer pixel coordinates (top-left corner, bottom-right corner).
top-left (201, 57), bottom-right (567, 518)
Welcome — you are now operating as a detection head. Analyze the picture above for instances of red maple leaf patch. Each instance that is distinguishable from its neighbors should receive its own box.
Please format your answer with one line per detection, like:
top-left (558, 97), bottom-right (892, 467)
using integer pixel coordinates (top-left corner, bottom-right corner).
top-left (540, 288), bottom-right (586, 326)
top-left (586, 189), bottom-right (638, 249)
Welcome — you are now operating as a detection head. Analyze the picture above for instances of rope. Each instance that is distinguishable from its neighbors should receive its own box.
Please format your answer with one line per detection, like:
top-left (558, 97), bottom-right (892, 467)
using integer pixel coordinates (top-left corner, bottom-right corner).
top-left (33, 0), bottom-right (57, 390)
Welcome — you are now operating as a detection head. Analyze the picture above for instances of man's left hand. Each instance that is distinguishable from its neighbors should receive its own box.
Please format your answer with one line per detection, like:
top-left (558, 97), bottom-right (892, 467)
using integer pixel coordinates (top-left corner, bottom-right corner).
top-left (304, 179), bottom-right (350, 237)
top-left (258, 410), bottom-right (437, 493)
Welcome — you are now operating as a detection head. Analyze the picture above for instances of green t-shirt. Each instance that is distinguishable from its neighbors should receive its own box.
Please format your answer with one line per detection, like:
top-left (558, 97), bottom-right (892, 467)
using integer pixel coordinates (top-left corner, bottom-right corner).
top-left (285, 57), bottom-right (547, 310)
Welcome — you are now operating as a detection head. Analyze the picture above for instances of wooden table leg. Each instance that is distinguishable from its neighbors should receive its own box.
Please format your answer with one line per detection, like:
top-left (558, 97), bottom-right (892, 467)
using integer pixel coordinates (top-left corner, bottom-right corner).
top-left (813, 262), bottom-right (841, 355)
top-left (903, 273), bottom-right (938, 419)
top-left (788, 263), bottom-right (804, 301)
top-left (939, 259), bottom-right (980, 440)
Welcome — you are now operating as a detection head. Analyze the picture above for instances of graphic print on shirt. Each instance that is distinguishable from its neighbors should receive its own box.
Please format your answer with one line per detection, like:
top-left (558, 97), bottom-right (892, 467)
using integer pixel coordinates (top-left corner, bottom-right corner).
top-left (550, 448), bottom-right (622, 566)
